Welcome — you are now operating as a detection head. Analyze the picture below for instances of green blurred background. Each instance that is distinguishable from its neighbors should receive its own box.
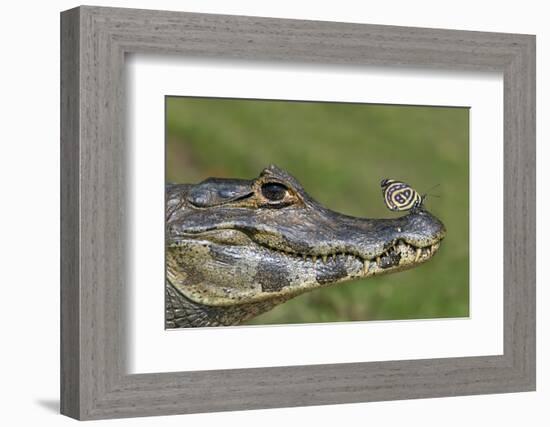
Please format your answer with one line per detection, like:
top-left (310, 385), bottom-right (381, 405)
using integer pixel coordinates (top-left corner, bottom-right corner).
top-left (166, 97), bottom-right (469, 325)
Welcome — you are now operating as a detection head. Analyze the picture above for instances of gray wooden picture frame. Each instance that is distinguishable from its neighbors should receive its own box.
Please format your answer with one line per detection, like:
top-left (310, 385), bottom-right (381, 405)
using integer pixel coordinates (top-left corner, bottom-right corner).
top-left (60, 5), bottom-right (536, 420)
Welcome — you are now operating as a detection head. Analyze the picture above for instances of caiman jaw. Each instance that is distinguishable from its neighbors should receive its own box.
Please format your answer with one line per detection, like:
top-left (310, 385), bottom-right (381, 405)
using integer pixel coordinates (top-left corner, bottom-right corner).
top-left (167, 209), bottom-right (445, 307)
top-left (259, 238), bottom-right (442, 275)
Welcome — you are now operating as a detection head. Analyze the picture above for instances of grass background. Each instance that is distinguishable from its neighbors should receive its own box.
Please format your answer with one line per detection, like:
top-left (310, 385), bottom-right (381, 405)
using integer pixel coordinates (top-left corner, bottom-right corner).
top-left (166, 97), bottom-right (469, 325)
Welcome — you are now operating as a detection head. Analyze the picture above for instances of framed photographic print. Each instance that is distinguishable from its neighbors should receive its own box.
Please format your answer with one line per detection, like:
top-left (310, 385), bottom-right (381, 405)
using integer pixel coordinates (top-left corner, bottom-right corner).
top-left (163, 97), bottom-right (465, 330)
top-left (60, 5), bottom-right (535, 420)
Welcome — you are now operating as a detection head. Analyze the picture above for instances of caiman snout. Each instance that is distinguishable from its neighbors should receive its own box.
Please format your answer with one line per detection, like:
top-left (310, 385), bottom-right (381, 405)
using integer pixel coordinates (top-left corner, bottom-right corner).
top-left (245, 203), bottom-right (447, 276)
top-left (353, 208), bottom-right (446, 273)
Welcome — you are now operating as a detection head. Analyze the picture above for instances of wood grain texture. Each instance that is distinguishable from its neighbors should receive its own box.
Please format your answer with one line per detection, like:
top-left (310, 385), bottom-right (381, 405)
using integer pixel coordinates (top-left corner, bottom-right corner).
top-left (60, 5), bottom-right (536, 420)
top-left (60, 7), bottom-right (81, 419)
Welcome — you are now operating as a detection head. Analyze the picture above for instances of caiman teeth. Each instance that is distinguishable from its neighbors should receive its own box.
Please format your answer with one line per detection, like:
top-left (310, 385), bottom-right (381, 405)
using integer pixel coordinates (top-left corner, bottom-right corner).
top-left (263, 239), bottom-right (440, 269)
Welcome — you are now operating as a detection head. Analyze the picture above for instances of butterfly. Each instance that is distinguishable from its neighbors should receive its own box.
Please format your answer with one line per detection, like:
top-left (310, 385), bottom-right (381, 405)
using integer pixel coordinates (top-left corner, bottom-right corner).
top-left (380, 179), bottom-right (425, 212)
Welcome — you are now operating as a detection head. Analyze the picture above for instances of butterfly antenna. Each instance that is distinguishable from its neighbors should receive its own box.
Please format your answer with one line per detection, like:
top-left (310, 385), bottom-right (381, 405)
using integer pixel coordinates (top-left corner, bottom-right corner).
top-left (423, 183), bottom-right (442, 199)
top-left (423, 183), bottom-right (440, 194)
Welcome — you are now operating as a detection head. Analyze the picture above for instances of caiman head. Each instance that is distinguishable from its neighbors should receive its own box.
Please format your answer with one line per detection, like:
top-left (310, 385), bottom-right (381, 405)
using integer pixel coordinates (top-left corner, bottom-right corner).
top-left (166, 165), bottom-right (446, 328)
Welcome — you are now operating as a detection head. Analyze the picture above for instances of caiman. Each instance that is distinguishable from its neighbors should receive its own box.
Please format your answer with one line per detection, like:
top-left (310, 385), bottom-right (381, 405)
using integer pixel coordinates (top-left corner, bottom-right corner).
top-left (166, 165), bottom-right (446, 328)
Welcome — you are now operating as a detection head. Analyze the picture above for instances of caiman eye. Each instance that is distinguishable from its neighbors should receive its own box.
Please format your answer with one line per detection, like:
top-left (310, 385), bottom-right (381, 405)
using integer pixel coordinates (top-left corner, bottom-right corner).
top-left (261, 182), bottom-right (288, 202)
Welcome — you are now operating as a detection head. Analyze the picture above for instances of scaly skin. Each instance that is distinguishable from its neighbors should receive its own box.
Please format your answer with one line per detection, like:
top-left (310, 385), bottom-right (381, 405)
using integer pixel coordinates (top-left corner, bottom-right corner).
top-left (166, 165), bottom-right (446, 328)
